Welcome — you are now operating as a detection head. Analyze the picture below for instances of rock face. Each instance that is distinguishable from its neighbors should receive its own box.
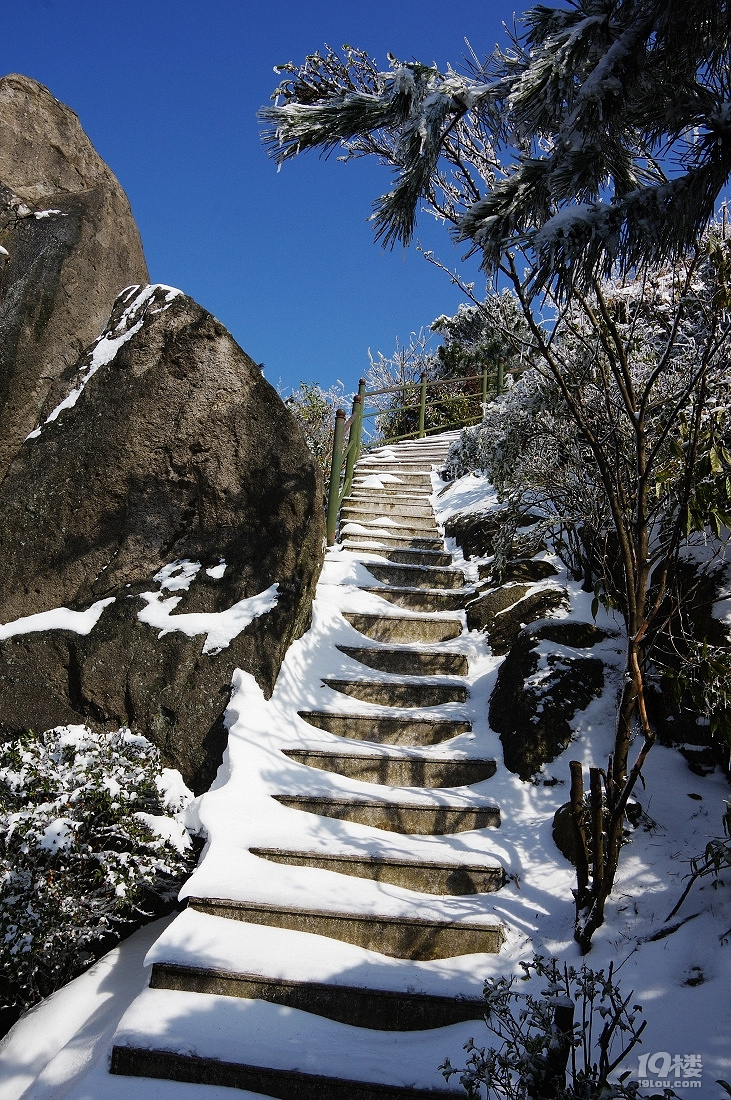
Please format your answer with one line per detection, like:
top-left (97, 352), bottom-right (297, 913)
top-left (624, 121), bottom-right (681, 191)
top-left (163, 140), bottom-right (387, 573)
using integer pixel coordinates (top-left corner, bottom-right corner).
top-left (0, 73), bottom-right (149, 482)
top-left (0, 286), bottom-right (325, 792)
top-left (489, 621), bottom-right (607, 779)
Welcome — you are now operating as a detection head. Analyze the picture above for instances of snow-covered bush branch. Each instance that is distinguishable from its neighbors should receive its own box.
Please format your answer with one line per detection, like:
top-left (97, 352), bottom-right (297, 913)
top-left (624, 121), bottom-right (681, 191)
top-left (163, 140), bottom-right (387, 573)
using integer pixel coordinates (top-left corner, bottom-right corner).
top-left (0, 725), bottom-right (196, 1012)
top-left (441, 954), bottom-right (650, 1099)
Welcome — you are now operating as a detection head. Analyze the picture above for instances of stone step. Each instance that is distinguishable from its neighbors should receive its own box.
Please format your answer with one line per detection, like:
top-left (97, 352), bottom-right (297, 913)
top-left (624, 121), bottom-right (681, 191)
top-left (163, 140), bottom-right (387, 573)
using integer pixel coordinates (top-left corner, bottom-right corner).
top-left (250, 847), bottom-right (505, 895)
top-left (297, 711), bottom-right (471, 745)
top-left (282, 749), bottom-right (496, 786)
top-left (111, 1046), bottom-right (463, 1099)
top-left (273, 796), bottom-right (501, 833)
top-left (322, 678), bottom-right (467, 708)
top-left (362, 451), bottom-right (448, 461)
top-left (343, 612), bottom-right (463, 643)
top-left (337, 644), bottom-right (468, 676)
top-left (186, 897), bottom-right (505, 958)
top-left (341, 510), bottom-right (439, 533)
top-left (148, 962), bottom-right (486, 1030)
top-left (341, 531), bottom-right (445, 551)
top-left (363, 562), bottom-right (466, 590)
top-left (354, 469), bottom-right (434, 484)
top-left (343, 498), bottom-right (435, 519)
top-left (348, 485), bottom-right (433, 499)
top-left (361, 587), bottom-right (467, 613)
top-left (374, 548), bottom-right (455, 567)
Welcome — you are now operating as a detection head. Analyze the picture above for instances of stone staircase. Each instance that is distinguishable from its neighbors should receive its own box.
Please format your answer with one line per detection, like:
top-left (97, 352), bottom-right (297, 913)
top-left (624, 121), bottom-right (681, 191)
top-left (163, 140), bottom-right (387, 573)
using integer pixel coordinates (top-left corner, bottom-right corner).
top-left (109, 433), bottom-right (507, 1098)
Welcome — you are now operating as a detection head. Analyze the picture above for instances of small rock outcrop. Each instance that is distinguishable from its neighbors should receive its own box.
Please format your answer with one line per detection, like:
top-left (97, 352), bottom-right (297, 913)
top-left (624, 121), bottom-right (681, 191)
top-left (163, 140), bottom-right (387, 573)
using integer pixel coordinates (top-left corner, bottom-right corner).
top-left (0, 73), bottom-right (149, 482)
top-left (0, 286), bottom-right (325, 792)
top-left (466, 584), bottom-right (569, 656)
top-left (445, 508), bottom-right (543, 560)
top-left (489, 621), bottom-right (607, 779)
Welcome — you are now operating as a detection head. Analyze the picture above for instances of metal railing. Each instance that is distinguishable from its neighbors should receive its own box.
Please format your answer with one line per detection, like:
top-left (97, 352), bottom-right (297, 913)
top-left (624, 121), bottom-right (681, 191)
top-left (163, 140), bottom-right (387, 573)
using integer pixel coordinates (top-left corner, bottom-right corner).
top-left (325, 365), bottom-right (505, 544)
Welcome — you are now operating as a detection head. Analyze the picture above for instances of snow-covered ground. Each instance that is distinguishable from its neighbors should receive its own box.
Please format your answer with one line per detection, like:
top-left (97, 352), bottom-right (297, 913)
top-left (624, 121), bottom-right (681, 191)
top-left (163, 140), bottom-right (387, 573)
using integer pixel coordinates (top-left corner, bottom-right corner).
top-left (1, 465), bottom-right (729, 1098)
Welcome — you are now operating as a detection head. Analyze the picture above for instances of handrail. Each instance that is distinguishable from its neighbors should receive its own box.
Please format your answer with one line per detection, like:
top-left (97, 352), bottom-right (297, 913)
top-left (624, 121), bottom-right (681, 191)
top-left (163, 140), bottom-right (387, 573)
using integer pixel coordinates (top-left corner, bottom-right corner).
top-left (325, 364), bottom-right (513, 544)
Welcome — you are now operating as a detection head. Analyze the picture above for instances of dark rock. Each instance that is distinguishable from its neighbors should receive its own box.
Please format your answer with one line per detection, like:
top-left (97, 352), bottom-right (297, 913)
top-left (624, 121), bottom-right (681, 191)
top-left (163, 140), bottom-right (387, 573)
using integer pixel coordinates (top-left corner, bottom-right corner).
top-left (489, 621), bottom-right (607, 779)
top-left (478, 557), bottom-right (559, 585)
top-left (644, 561), bottom-right (730, 773)
top-left (466, 585), bottom-right (569, 655)
top-left (0, 73), bottom-right (148, 482)
top-left (0, 286), bottom-right (324, 792)
top-left (445, 508), bottom-right (541, 560)
top-left (552, 803), bottom-right (576, 864)
top-left (552, 798), bottom-right (642, 864)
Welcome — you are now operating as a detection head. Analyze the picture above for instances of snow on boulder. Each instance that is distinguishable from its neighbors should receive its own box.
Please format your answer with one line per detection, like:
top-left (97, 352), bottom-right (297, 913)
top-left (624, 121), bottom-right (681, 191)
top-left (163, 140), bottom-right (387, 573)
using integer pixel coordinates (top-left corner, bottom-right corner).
top-left (0, 285), bottom-right (324, 793)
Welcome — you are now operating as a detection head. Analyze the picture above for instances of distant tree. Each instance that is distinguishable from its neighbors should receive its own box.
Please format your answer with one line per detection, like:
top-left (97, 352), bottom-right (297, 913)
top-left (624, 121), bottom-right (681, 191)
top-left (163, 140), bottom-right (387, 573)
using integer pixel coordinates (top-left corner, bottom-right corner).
top-left (284, 379), bottom-right (351, 489)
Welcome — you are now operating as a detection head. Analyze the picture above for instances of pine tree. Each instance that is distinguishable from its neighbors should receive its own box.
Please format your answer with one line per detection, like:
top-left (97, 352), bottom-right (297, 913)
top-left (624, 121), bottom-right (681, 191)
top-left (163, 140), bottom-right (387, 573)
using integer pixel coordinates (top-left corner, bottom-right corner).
top-left (260, 2), bottom-right (731, 297)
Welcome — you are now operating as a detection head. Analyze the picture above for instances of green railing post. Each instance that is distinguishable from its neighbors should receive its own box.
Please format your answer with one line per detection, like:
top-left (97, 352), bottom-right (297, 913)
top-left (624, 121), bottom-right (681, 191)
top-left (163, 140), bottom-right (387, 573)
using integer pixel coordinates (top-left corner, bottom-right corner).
top-left (418, 372), bottom-right (427, 438)
top-left (497, 357), bottom-right (505, 396)
top-left (342, 387), bottom-right (364, 497)
top-left (326, 408), bottom-right (346, 546)
top-left (481, 366), bottom-right (488, 407)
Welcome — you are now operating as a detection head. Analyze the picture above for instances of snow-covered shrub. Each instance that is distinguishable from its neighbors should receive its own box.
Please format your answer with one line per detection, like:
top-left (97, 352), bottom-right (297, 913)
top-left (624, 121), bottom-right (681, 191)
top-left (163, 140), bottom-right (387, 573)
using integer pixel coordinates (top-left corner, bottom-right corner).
top-left (284, 380), bottom-right (353, 480)
top-left (441, 954), bottom-right (651, 1099)
top-left (0, 725), bottom-right (196, 1011)
top-left (446, 367), bottom-right (606, 583)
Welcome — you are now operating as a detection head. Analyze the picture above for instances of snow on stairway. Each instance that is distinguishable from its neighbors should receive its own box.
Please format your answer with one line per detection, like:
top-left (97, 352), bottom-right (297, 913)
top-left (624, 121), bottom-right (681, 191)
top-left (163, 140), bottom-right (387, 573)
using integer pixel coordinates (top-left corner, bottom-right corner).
top-left (110, 432), bottom-right (507, 1098)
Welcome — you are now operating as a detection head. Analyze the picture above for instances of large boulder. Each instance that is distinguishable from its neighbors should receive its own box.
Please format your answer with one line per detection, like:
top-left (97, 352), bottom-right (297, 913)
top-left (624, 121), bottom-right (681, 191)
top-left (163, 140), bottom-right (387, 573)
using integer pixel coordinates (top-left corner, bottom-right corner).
top-left (489, 621), bottom-right (608, 779)
top-left (0, 73), bottom-right (149, 482)
top-left (0, 286), bottom-right (325, 792)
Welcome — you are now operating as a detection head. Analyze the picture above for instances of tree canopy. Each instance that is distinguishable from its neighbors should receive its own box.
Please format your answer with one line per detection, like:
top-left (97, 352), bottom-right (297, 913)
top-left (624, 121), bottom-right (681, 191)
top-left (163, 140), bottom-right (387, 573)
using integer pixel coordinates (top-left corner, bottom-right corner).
top-left (260, 0), bottom-right (731, 297)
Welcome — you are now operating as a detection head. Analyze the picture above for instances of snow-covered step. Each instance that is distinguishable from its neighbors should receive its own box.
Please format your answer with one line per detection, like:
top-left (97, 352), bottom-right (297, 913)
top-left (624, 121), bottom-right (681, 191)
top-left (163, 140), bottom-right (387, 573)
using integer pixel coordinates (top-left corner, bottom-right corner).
top-left (148, 963), bottom-right (486, 1030)
top-left (250, 848), bottom-right (505, 895)
top-left (321, 676), bottom-right (467, 707)
top-left (337, 643), bottom-right (468, 676)
top-left (343, 612), bottom-right (463, 643)
top-left (296, 710), bottom-right (471, 745)
top-left (281, 749), bottom-right (496, 787)
top-left (271, 795), bottom-right (501, 833)
top-left (363, 561), bottom-right (467, 590)
top-left (185, 897), bottom-right (505, 957)
top-left (348, 488), bottom-right (433, 501)
top-left (341, 509), bottom-right (440, 533)
top-left (346, 500), bottom-right (435, 516)
top-left (341, 528), bottom-right (445, 550)
top-left (354, 469), bottom-right (434, 484)
top-left (111, 985), bottom-right (471, 1096)
top-left (360, 586), bottom-right (468, 612)
top-left (355, 547), bottom-right (454, 567)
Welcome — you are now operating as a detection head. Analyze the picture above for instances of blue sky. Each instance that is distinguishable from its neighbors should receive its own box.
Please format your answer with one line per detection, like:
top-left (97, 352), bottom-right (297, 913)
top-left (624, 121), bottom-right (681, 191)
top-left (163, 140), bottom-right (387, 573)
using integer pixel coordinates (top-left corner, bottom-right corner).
top-left (3, 0), bottom-right (520, 397)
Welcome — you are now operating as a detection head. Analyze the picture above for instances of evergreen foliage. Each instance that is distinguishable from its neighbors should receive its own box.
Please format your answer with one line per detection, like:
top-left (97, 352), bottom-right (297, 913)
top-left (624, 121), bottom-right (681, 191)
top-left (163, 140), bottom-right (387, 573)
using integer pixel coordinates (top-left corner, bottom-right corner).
top-left (260, 2), bottom-right (731, 297)
top-left (0, 725), bottom-right (195, 1013)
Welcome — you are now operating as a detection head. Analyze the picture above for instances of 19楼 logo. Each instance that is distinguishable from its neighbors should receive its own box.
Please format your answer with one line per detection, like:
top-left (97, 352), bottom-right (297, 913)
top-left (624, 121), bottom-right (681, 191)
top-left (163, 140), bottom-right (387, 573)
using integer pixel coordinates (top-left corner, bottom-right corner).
top-left (637, 1052), bottom-right (703, 1089)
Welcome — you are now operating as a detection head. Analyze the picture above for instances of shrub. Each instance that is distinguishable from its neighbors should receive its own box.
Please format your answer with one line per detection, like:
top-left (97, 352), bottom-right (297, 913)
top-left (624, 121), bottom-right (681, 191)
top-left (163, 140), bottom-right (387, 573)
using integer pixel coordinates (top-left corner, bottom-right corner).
top-left (0, 724), bottom-right (196, 1013)
top-left (441, 955), bottom-right (661, 1099)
